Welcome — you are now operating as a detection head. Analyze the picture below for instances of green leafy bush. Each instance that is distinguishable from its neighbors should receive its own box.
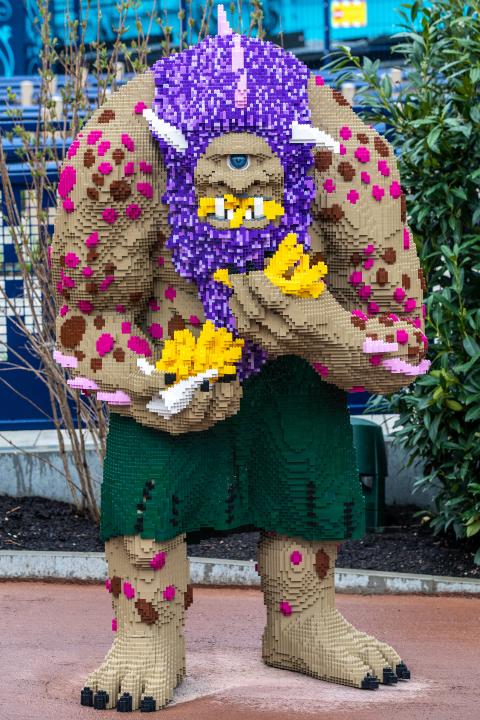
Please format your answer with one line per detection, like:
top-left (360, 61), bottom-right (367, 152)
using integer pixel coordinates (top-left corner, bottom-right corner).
top-left (329, 0), bottom-right (480, 560)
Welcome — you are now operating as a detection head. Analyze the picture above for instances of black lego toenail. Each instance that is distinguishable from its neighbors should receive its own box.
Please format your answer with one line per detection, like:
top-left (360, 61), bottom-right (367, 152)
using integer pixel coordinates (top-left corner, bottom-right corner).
top-left (361, 673), bottom-right (379, 690)
top-left (117, 692), bottom-right (133, 712)
top-left (140, 696), bottom-right (157, 712)
top-left (383, 667), bottom-right (399, 685)
top-left (80, 687), bottom-right (93, 706)
top-left (396, 661), bottom-right (411, 680)
top-left (93, 690), bottom-right (109, 710)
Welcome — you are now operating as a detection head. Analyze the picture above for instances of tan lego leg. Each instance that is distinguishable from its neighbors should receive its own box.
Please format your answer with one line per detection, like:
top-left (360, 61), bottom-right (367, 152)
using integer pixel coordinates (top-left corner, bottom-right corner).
top-left (81, 534), bottom-right (190, 711)
top-left (258, 533), bottom-right (409, 690)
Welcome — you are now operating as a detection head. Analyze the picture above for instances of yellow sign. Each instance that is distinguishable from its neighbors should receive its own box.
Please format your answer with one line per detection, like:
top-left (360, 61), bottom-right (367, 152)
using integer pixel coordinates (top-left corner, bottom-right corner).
top-left (331, 0), bottom-right (368, 29)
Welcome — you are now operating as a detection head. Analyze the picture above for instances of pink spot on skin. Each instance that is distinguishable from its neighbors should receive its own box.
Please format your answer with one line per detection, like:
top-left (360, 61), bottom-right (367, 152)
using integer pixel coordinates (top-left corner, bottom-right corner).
top-left (349, 271), bottom-right (362, 286)
top-left (163, 585), bottom-right (176, 601)
top-left (156, 256), bottom-right (165, 267)
top-left (87, 130), bottom-right (102, 145)
top-left (77, 300), bottom-right (94, 314)
top-left (98, 162), bottom-right (113, 175)
top-left (347, 189), bottom-right (360, 204)
top-left (47, 245), bottom-right (52, 268)
top-left (59, 304), bottom-right (69, 317)
top-left (62, 275), bottom-right (76, 289)
top-left (363, 244), bottom-right (375, 255)
top-left (361, 171), bottom-right (371, 184)
top-left (127, 336), bottom-right (152, 357)
top-left (363, 258), bottom-right (374, 270)
top-left (134, 101), bottom-right (147, 114)
top-left (189, 315), bottom-right (200, 326)
top-left (99, 275), bottom-right (114, 292)
top-left (389, 313), bottom-right (400, 322)
top-left (124, 162), bottom-right (135, 176)
top-left (313, 363), bottom-right (329, 378)
top-left (139, 161), bottom-right (152, 174)
top-left (97, 141), bottom-right (110, 157)
top-left (396, 329), bottom-right (409, 344)
top-left (137, 182), bottom-right (153, 199)
top-left (390, 180), bottom-right (402, 198)
top-left (372, 185), bottom-right (385, 201)
top-left (352, 309), bottom-right (368, 321)
top-left (350, 385), bottom-right (366, 393)
top-left (367, 302), bottom-right (380, 314)
top-left (82, 266), bottom-right (93, 277)
top-left (123, 582), bottom-right (135, 600)
top-left (339, 126), bottom-right (352, 141)
top-left (56, 281), bottom-right (63, 293)
top-left (164, 287), bottom-right (176, 301)
top-left (115, 304), bottom-right (125, 313)
top-left (67, 140), bottom-right (80, 159)
top-left (150, 552), bottom-right (167, 570)
top-left (323, 178), bottom-right (336, 193)
top-left (279, 601), bottom-right (292, 617)
top-left (355, 147), bottom-right (370, 163)
top-left (315, 75), bottom-right (325, 86)
top-left (369, 354), bottom-right (382, 366)
top-left (85, 231), bottom-right (99, 247)
top-left (102, 208), bottom-right (117, 224)
top-left (122, 133), bottom-right (135, 152)
top-left (126, 203), bottom-right (142, 220)
top-left (358, 285), bottom-right (372, 300)
top-left (148, 323), bottom-right (163, 339)
top-left (422, 303), bottom-right (427, 318)
top-left (112, 618), bottom-right (117, 632)
top-left (404, 298), bottom-right (417, 313)
top-left (149, 299), bottom-right (161, 311)
top-left (290, 550), bottom-right (303, 565)
top-left (64, 252), bottom-right (80, 268)
top-left (58, 166), bottom-right (76, 198)
top-left (339, 144), bottom-right (347, 155)
top-left (106, 579), bottom-right (112, 592)
top-left (121, 321), bottom-right (131, 334)
top-left (393, 288), bottom-right (406, 302)
top-left (403, 227), bottom-right (411, 249)
top-left (378, 160), bottom-right (390, 177)
top-left (62, 198), bottom-right (74, 213)
top-left (412, 317), bottom-right (422, 328)
top-left (96, 333), bottom-right (115, 357)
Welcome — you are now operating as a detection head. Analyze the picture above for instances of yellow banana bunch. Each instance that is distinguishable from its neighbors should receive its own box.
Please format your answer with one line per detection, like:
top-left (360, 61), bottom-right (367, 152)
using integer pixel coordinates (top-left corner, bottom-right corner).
top-left (264, 233), bottom-right (328, 298)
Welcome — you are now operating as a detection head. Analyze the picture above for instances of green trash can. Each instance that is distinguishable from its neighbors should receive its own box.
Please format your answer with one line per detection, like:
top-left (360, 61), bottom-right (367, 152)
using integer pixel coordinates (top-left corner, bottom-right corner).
top-left (350, 417), bottom-right (388, 532)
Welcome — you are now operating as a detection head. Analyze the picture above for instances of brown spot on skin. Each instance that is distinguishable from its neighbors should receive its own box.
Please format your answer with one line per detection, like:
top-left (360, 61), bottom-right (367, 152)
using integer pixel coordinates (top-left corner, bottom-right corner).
top-left (418, 268), bottom-right (427, 291)
top-left (408, 346), bottom-right (420, 358)
top-left (318, 204), bottom-right (344, 223)
top-left (168, 313), bottom-right (186, 338)
top-left (110, 180), bottom-right (131, 202)
top-left (62, 290), bottom-right (70, 300)
top-left (366, 333), bottom-right (378, 340)
top-left (104, 262), bottom-right (116, 274)
top-left (94, 315), bottom-right (105, 329)
top-left (129, 292), bottom-right (143, 303)
top-left (90, 358), bottom-right (102, 372)
top-left (332, 89), bottom-right (349, 107)
top-left (98, 109), bottom-right (115, 124)
top-left (310, 251), bottom-right (325, 265)
top-left (112, 148), bottom-right (125, 165)
top-left (414, 331), bottom-right (424, 344)
top-left (87, 187), bottom-right (99, 201)
top-left (350, 252), bottom-right (362, 266)
top-left (338, 161), bottom-right (356, 181)
top-left (374, 136), bottom-right (390, 157)
top-left (74, 350), bottom-right (85, 361)
top-left (351, 316), bottom-right (366, 330)
top-left (184, 584), bottom-right (194, 610)
top-left (87, 249), bottom-right (99, 263)
top-left (357, 133), bottom-right (369, 144)
top-left (60, 316), bottom-right (86, 349)
top-left (379, 314), bottom-right (394, 327)
top-left (86, 282), bottom-right (98, 295)
top-left (83, 149), bottom-right (95, 168)
top-left (111, 576), bottom-right (121, 598)
top-left (157, 232), bottom-right (166, 248)
top-left (385, 334), bottom-right (395, 343)
top-left (376, 268), bottom-right (389, 286)
top-left (92, 173), bottom-right (104, 187)
top-left (400, 193), bottom-right (407, 222)
top-left (382, 248), bottom-right (396, 265)
top-left (135, 598), bottom-right (159, 625)
top-left (113, 348), bottom-right (125, 362)
top-left (402, 274), bottom-right (411, 290)
top-left (315, 150), bottom-right (333, 172)
top-left (315, 549), bottom-right (330, 579)
top-left (59, 255), bottom-right (66, 267)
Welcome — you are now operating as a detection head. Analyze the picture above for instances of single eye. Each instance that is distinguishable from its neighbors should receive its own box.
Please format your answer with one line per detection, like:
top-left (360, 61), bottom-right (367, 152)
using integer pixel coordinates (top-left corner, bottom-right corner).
top-left (228, 154), bottom-right (249, 170)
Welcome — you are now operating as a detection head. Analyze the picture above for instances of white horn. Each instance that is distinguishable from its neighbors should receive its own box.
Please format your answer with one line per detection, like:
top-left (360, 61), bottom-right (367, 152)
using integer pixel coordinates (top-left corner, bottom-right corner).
top-left (143, 108), bottom-right (188, 153)
top-left (290, 120), bottom-right (341, 154)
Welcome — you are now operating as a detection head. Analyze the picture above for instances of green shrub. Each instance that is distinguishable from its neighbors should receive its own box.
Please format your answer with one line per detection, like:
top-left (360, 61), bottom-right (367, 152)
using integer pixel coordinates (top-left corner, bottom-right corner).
top-left (329, 0), bottom-right (480, 561)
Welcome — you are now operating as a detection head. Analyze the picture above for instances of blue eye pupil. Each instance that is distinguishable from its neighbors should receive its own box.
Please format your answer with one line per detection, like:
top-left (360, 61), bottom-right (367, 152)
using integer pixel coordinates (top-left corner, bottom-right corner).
top-left (229, 154), bottom-right (248, 170)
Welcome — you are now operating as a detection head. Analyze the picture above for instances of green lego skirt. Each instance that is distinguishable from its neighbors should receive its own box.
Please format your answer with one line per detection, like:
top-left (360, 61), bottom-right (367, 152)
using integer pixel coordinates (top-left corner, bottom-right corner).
top-left (101, 355), bottom-right (365, 543)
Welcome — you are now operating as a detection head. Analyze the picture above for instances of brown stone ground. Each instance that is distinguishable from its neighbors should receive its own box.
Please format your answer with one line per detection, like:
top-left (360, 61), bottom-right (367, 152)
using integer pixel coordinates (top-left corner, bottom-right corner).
top-left (0, 582), bottom-right (479, 720)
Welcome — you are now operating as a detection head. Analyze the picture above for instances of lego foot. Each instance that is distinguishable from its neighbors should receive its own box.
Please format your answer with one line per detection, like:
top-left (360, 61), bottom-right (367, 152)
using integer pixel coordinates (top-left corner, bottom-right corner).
top-left (396, 662), bottom-right (411, 680)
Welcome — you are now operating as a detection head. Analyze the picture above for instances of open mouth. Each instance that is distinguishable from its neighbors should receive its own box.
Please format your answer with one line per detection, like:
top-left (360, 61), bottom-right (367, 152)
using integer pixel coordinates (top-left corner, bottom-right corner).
top-left (198, 194), bottom-right (284, 229)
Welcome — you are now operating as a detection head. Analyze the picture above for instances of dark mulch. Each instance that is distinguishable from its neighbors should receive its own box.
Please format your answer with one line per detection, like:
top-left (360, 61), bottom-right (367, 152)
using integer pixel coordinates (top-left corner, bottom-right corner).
top-left (0, 495), bottom-right (478, 579)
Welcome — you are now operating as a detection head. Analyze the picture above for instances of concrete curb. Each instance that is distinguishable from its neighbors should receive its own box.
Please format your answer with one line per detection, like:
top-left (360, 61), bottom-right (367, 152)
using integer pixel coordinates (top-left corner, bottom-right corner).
top-left (0, 550), bottom-right (479, 595)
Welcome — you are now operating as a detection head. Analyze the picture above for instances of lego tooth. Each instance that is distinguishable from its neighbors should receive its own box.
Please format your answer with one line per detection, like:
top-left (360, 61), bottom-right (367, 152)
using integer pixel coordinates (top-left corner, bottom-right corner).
top-left (254, 196), bottom-right (264, 219)
top-left (215, 197), bottom-right (225, 220)
top-left (227, 209), bottom-right (234, 220)
top-left (245, 208), bottom-right (252, 220)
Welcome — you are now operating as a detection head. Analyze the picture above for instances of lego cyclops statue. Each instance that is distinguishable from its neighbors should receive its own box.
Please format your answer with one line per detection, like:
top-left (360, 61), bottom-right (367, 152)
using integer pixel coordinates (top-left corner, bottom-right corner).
top-left (53, 5), bottom-right (428, 712)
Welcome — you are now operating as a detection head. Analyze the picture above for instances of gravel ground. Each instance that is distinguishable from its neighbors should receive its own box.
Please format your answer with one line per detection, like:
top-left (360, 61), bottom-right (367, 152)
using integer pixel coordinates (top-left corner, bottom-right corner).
top-left (0, 495), bottom-right (479, 578)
